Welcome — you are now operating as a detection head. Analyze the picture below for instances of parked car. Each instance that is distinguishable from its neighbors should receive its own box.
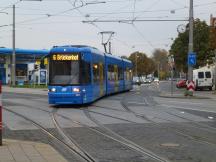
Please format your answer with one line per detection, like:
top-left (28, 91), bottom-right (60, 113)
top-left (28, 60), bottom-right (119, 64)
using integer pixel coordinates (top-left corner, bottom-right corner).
top-left (133, 76), bottom-right (141, 85)
top-left (153, 77), bottom-right (159, 83)
top-left (145, 78), bottom-right (152, 84)
top-left (193, 66), bottom-right (214, 91)
top-left (176, 79), bottom-right (187, 88)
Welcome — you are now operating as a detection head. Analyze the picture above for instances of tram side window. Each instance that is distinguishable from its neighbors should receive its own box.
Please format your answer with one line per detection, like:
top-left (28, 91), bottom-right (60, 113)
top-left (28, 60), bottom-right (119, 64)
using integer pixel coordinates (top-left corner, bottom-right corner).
top-left (118, 67), bottom-right (124, 80)
top-left (129, 68), bottom-right (133, 81)
top-left (124, 68), bottom-right (132, 81)
top-left (124, 69), bottom-right (127, 81)
top-left (108, 65), bottom-right (114, 81)
top-left (81, 61), bottom-right (91, 84)
top-left (93, 63), bottom-right (100, 83)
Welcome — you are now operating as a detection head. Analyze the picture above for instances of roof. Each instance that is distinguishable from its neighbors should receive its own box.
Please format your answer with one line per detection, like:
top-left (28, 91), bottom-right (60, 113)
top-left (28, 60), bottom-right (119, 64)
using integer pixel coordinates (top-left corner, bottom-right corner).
top-left (50, 45), bottom-right (104, 56)
top-left (0, 48), bottom-right (49, 55)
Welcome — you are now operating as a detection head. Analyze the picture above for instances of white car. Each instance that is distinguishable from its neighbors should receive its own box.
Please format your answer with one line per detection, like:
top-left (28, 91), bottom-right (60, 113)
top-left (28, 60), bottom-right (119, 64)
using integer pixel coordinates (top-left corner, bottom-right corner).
top-left (154, 77), bottom-right (159, 83)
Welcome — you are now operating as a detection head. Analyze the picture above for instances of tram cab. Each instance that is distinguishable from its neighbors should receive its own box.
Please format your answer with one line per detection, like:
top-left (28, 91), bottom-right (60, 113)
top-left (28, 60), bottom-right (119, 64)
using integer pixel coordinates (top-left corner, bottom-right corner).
top-left (48, 45), bottom-right (105, 105)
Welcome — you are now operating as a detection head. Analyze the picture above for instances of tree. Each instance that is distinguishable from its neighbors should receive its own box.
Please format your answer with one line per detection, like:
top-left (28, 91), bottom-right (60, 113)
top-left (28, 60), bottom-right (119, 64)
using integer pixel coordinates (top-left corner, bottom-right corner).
top-left (152, 49), bottom-right (169, 79)
top-left (170, 19), bottom-right (211, 73)
top-left (128, 52), bottom-right (155, 76)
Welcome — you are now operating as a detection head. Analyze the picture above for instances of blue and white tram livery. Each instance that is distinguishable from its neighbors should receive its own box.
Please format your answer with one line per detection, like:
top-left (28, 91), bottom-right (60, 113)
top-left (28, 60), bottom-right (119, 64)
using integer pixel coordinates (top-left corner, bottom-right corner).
top-left (48, 45), bottom-right (133, 105)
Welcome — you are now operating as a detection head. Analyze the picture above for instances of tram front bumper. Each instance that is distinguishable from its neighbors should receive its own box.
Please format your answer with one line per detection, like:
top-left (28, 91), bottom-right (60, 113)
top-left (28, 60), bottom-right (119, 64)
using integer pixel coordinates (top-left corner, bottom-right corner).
top-left (48, 93), bottom-right (83, 105)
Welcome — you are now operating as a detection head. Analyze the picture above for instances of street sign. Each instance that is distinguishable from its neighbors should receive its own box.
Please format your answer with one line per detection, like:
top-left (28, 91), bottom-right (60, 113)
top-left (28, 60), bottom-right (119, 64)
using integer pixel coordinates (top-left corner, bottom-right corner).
top-left (188, 52), bottom-right (196, 66)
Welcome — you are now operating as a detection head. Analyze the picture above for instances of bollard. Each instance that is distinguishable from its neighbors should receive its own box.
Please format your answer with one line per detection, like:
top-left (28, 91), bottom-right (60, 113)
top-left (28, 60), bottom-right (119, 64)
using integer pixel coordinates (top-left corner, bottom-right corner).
top-left (0, 80), bottom-right (2, 146)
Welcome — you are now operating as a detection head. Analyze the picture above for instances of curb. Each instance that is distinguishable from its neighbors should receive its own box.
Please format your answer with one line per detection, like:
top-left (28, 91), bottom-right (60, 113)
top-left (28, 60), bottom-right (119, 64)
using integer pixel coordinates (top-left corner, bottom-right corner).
top-left (159, 93), bottom-right (211, 99)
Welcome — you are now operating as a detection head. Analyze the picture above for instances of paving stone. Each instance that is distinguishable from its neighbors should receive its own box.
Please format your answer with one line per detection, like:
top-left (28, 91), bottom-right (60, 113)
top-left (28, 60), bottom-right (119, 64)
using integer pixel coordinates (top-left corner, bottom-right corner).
top-left (0, 140), bottom-right (68, 162)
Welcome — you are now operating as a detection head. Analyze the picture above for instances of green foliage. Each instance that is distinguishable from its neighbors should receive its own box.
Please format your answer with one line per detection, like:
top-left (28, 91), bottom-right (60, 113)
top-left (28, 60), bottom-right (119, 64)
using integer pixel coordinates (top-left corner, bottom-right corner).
top-left (170, 19), bottom-right (212, 72)
top-left (128, 52), bottom-right (155, 76)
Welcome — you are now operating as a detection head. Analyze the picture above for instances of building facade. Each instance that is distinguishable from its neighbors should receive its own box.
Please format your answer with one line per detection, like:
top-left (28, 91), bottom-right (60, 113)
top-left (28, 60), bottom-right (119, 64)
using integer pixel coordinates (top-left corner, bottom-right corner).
top-left (0, 48), bottom-right (49, 85)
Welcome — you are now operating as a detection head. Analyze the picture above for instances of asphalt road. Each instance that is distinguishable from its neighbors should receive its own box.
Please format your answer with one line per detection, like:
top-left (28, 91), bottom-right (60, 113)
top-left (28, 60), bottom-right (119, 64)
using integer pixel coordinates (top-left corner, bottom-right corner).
top-left (2, 82), bottom-right (216, 162)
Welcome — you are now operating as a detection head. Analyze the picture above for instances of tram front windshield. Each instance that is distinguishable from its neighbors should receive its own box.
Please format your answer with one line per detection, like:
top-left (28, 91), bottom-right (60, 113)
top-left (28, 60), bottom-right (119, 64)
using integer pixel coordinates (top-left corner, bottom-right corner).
top-left (49, 54), bottom-right (80, 85)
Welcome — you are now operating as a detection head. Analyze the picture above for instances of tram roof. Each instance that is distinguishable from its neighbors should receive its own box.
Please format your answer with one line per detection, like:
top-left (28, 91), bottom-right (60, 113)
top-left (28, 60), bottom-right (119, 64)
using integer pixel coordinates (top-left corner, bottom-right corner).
top-left (50, 45), bottom-right (104, 55)
top-left (0, 47), bottom-right (49, 56)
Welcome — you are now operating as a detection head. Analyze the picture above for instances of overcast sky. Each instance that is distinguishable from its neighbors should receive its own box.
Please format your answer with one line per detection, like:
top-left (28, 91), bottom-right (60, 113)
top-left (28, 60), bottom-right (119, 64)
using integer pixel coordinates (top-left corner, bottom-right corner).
top-left (0, 0), bottom-right (216, 57)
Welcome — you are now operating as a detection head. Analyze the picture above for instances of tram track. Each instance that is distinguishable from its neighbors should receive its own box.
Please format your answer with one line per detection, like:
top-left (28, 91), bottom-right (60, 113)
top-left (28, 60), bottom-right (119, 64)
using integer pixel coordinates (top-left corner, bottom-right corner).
top-left (3, 88), bottom-right (216, 161)
top-left (121, 88), bottom-right (216, 146)
top-left (3, 103), bottom-right (169, 162)
top-left (121, 100), bottom-right (216, 146)
top-left (3, 106), bottom-right (97, 162)
top-left (83, 109), bottom-right (169, 162)
top-left (140, 90), bottom-right (216, 133)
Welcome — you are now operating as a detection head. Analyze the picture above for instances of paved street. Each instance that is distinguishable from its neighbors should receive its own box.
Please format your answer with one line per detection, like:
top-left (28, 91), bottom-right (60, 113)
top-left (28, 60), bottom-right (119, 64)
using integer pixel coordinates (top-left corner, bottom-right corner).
top-left (2, 82), bottom-right (216, 162)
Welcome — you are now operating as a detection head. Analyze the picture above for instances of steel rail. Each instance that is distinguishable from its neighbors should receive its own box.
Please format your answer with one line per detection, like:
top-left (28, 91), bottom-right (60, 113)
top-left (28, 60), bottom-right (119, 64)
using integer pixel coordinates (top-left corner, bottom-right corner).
top-left (3, 107), bottom-right (97, 162)
top-left (83, 109), bottom-right (170, 162)
top-left (51, 108), bottom-right (97, 162)
top-left (3, 103), bottom-right (168, 162)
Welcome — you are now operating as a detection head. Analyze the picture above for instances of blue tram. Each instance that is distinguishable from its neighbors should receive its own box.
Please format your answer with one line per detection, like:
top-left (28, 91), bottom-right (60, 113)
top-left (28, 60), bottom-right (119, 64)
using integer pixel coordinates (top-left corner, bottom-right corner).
top-left (48, 45), bottom-right (133, 105)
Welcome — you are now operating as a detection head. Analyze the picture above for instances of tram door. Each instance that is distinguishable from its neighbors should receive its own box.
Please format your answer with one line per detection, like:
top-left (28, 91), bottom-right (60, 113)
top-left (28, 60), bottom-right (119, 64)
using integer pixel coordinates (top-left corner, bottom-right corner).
top-left (114, 65), bottom-right (118, 92)
top-left (99, 63), bottom-right (104, 96)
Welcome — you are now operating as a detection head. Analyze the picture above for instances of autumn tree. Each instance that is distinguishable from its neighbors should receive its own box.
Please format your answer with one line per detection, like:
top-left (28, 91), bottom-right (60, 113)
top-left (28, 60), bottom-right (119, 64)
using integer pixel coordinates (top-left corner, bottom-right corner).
top-left (128, 52), bottom-right (155, 76)
top-left (152, 49), bottom-right (169, 79)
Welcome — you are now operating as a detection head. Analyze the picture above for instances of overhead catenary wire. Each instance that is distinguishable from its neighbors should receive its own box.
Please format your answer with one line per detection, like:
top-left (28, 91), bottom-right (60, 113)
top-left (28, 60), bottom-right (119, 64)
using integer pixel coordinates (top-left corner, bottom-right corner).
top-left (0, 0), bottom-right (103, 28)
top-left (0, 0), bottom-right (215, 55)
top-left (131, 24), bottom-right (155, 50)
top-left (0, 0), bottom-right (21, 12)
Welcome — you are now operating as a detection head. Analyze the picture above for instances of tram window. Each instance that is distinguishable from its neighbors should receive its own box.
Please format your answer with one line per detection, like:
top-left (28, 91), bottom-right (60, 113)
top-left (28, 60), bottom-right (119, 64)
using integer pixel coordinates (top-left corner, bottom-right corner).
top-left (108, 65), bottom-right (114, 81)
top-left (49, 60), bottom-right (80, 85)
top-left (81, 61), bottom-right (91, 84)
top-left (118, 67), bottom-right (124, 80)
top-left (124, 69), bottom-right (127, 80)
top-left (93, 63), bottom-right (100, 83)
top-left (129, 68), bottom-right (133, 80)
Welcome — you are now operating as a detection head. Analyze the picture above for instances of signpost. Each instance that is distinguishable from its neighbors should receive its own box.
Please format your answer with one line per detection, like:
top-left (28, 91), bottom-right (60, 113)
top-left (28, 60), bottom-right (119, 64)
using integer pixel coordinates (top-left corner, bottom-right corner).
top-left (186, 52), bottom-right (196, 96)
top-left (188, 52), bottom-right (196, 66)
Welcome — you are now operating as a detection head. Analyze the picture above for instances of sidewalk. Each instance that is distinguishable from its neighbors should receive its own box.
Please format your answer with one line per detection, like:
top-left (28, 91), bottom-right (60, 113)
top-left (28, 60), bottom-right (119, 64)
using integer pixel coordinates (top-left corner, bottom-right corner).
top-left (0, 139), bottom-right (68, 162)
top-left (2, 86), bottom-right (48, 95)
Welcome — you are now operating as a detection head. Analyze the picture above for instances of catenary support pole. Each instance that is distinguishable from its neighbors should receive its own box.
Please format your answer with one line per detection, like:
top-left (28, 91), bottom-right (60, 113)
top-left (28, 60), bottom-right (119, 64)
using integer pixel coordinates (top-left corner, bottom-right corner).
top-left (12, 5), bottom-right (16, 86)
top-left (188, 0), bottom-right (194, 81)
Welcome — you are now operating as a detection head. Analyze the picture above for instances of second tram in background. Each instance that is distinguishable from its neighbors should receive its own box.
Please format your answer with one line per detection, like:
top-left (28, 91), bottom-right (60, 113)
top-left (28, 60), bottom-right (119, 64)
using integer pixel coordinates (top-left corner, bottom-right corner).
top-left (48, 45), bottom-right (133, 105)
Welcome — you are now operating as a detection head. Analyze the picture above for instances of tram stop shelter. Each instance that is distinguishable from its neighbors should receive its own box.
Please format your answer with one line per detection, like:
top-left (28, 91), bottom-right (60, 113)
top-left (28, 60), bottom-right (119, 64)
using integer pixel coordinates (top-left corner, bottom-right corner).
top-left (0, 47), bottom-right (49, 85)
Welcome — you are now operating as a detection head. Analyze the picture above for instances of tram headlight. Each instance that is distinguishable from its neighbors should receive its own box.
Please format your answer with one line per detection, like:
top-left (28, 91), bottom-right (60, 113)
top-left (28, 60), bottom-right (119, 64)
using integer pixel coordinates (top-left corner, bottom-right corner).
top-left (73, 88), bottom-right (80, 92)
top-left (50, 88), bottom-right (56, 92)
